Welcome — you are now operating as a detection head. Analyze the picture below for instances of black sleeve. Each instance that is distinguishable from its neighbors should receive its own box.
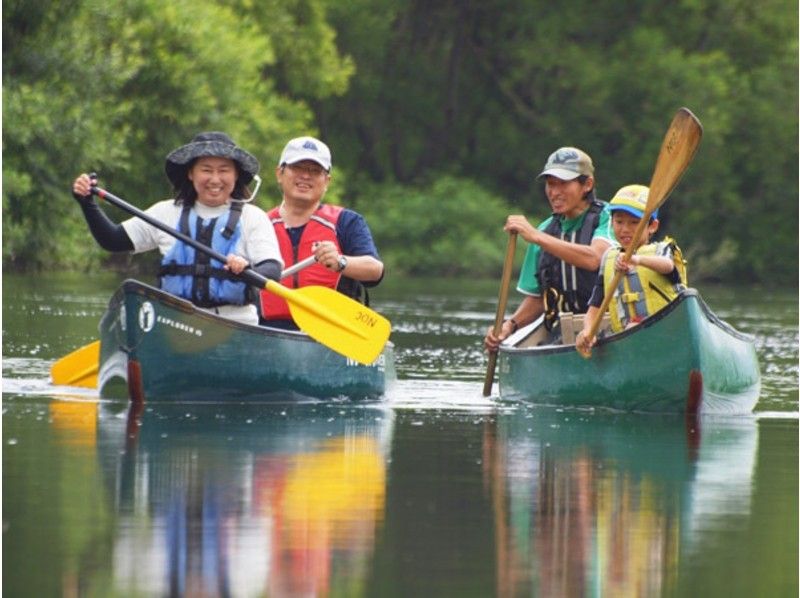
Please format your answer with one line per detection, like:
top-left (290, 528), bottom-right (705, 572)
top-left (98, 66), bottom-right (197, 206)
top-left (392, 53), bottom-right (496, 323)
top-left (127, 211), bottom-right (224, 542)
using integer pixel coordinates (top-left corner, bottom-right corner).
top-left (77, 198), bottom-right (135, 252)
top-left (253, 258), bottom-right (281, 282)
top-left (660, 244), bottom-right (682, 284)
top-left (587, 273), bottom-right (605, 307)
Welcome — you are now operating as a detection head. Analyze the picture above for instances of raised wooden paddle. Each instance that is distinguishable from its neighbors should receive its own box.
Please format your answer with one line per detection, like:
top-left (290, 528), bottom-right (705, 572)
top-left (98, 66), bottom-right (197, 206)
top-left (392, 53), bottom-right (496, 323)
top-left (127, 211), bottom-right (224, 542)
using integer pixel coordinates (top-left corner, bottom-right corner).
top-left (483, 232), bottom-right (518, 396)
top-left (581, 107), bottom-right (703, 355)
top-left (49, 257), bottom-right (321, 388)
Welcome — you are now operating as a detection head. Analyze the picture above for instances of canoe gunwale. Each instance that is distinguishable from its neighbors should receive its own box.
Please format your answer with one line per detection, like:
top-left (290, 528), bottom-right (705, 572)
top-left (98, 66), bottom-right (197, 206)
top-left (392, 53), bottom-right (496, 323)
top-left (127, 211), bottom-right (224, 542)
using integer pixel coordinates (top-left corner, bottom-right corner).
top-left (498, 288), bottom-right (753, 357)
top-left (116, 279), bottom-right (330, 344)
top-left (495, 287), bottom-right (761, 413)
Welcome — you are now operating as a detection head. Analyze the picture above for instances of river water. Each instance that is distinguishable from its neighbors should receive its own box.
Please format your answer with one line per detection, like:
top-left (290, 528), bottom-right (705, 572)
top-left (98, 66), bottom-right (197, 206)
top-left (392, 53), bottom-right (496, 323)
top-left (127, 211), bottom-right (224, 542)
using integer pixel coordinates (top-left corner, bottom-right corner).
top-left (3, 272), bottom-right (798, 596)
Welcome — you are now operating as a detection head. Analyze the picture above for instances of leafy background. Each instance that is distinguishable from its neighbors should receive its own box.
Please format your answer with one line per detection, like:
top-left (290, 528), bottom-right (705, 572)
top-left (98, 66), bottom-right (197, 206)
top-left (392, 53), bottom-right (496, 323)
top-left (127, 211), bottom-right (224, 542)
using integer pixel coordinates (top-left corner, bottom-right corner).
top-left (4, 0), bottom-right (797, 284)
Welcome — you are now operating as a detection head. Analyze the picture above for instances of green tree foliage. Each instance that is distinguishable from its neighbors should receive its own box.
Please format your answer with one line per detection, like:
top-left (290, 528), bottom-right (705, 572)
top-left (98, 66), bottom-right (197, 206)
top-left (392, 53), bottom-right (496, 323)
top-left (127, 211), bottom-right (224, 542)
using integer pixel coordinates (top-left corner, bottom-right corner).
top-left (323, 0), bottom-right (797, 284)
top-left (3, 0), bottom-right (797, 284)
top-left (3, 0), bottom-right (351, 269)
top-left (356, 176), bottom-right (517, 276)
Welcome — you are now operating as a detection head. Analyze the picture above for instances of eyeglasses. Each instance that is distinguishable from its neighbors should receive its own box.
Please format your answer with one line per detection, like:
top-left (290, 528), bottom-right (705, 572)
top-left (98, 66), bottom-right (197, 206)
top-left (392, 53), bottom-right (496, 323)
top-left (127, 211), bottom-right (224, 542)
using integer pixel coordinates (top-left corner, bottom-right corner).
top-left (285, 163), bottom-right (328, 177)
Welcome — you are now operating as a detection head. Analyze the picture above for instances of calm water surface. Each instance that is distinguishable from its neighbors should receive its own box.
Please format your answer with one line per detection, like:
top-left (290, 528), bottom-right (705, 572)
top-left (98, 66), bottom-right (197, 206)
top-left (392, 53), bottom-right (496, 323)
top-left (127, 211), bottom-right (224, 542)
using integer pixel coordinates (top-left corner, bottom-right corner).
top-left (3, 273), bottom-right (798, 596)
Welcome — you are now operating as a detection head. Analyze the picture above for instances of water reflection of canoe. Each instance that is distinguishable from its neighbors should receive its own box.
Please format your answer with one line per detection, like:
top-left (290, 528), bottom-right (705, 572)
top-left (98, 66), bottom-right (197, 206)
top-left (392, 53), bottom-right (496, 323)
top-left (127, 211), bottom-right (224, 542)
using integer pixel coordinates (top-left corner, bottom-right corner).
top-left (498, 289), bottom-right (760, 414)
top-left (98, 280), bottom-right (396, 402)
top-left (491, 409), bottom-right (759, 597)
top-left (95, 402), bottom-right (393, 597)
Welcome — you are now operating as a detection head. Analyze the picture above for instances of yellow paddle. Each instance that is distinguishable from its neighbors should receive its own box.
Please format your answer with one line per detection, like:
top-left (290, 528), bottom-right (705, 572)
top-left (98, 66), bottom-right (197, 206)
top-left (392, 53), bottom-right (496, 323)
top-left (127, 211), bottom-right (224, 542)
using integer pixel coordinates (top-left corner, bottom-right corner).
top-left (483, 232), bottom-right (517, 396)
top-left (49, 257), bottom-right (321, 388)
top-left (581, 107), bottom-right (703, 354)
top-left (50, 340), bottom-right (100, 388)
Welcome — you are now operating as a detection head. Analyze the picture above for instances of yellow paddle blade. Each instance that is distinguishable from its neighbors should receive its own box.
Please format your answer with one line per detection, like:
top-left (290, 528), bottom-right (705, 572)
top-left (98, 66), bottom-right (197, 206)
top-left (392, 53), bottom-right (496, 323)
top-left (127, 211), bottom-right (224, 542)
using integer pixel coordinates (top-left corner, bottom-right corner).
top-left (50, 340), bottom-right (100, 388)
top-left (264, 281), bottom-right (391, 365)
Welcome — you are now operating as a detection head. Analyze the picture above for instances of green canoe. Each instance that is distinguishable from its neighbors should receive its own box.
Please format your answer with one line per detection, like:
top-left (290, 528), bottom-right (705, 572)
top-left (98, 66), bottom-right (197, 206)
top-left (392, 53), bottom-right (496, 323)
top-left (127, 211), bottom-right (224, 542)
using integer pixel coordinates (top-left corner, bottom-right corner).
top-left (98, 280), bottom-right (395, 402)
top-left (497, 289), bottom-right (760, 414)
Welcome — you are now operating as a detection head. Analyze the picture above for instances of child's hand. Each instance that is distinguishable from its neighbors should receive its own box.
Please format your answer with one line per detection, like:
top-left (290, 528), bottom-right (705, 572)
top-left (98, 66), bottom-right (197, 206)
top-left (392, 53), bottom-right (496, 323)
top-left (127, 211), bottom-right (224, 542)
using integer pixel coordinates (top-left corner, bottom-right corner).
top-left (575, 330), bottom-right (595, 358)
top-left (614, 253), bottom-right (638, 273)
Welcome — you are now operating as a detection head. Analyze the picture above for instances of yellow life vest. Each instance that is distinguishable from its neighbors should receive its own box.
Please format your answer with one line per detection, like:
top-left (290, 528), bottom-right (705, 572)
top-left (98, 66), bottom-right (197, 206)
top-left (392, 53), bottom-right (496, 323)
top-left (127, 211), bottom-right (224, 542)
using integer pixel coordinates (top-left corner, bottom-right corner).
top-left (603, 237), bottom-right (687, 333)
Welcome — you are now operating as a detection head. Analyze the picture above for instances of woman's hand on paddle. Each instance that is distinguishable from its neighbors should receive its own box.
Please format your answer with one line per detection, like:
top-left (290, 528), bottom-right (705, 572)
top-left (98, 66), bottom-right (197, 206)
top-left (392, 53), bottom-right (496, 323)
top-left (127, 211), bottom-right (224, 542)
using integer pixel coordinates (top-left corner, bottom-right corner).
top-left (225, 254), bottom-right (249, 275)
top-left (71, 173), bottom-right (94, 202)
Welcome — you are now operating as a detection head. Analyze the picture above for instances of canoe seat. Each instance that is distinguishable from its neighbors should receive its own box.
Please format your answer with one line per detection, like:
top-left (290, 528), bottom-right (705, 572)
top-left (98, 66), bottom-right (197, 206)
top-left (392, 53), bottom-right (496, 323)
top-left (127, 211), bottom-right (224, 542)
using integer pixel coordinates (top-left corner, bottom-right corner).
top-left (509, 312), bottom-right (611, 348)
top-left (558, 312), bottom-right (611, 346)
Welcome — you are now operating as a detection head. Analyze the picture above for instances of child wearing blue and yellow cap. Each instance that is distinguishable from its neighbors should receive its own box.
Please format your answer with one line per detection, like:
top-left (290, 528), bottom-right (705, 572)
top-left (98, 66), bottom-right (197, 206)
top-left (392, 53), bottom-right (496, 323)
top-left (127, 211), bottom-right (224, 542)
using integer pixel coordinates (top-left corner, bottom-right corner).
top-left (575, 184), bottom-right (686, 356)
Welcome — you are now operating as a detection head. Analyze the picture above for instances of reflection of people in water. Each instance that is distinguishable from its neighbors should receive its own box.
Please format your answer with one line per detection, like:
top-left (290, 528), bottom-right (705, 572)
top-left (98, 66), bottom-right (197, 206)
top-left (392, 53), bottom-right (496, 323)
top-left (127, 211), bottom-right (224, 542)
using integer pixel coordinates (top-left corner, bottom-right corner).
top-left (486, 417), bottom-right (684, 596)
top-left (166, 480), bottom-right (232, 597)
top-left (104, 403), bottom-right (388, 597)
top-left (253, 436), bottom-right (386, 596)
top-left (536, 454), bottom-right (596, 597)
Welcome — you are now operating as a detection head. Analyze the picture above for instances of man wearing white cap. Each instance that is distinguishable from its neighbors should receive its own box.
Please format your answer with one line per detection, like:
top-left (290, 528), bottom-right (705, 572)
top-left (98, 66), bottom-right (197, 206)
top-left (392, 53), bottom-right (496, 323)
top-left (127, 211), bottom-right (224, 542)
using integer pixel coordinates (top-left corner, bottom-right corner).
top-left (259, 136), bottom-right (384, 328)
top-left (485, 146), bottom-right (615, 351)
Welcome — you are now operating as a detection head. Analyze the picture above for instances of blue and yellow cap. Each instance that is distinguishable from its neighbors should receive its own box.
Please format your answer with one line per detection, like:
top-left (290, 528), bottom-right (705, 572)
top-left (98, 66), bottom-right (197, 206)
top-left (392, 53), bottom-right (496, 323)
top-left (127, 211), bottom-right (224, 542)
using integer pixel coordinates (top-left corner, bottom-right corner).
top-left (609, 184), bottom-right (656, 220)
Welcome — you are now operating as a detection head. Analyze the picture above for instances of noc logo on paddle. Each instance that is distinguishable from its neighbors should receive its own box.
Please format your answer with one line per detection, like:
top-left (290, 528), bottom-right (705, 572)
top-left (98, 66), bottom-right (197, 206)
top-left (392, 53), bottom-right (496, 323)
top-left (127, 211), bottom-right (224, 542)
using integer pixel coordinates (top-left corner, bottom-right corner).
top-left (356, 310), bottom-right (378, 328)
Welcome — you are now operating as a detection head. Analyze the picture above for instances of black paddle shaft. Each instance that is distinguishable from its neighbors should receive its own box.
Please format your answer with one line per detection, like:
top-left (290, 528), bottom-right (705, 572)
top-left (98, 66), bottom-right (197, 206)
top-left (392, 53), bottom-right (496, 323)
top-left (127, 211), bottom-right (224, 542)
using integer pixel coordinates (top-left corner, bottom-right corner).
top-left (90, 184), bottom-right (268, 289)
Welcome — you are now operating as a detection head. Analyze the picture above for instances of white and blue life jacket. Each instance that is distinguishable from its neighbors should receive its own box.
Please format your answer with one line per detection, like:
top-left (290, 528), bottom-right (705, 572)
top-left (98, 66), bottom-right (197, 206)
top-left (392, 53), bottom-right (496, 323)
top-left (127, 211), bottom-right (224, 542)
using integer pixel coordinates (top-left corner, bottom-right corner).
top-left (159, 203), bottom-right (247, 307)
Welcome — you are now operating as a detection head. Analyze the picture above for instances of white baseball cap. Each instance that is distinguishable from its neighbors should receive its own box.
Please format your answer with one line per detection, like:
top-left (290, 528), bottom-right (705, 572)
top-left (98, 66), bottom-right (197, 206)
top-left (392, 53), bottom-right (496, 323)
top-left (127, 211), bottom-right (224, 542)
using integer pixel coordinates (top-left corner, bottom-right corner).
top-left (278, 136), bottom-right (332, 171)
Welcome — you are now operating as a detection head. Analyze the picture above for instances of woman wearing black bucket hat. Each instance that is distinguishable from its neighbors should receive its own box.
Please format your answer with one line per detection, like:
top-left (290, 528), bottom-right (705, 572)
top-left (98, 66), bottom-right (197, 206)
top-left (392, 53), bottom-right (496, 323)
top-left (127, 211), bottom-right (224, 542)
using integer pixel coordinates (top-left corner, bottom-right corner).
top-left (71, 131), bottom-right (283, 325)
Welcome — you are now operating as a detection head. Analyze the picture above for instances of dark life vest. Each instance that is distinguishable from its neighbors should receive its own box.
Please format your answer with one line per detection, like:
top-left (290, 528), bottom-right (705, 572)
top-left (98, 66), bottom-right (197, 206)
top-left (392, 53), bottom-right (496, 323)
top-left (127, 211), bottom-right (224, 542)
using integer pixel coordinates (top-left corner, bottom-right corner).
top-left (536, 199), bottom-right (606, 313)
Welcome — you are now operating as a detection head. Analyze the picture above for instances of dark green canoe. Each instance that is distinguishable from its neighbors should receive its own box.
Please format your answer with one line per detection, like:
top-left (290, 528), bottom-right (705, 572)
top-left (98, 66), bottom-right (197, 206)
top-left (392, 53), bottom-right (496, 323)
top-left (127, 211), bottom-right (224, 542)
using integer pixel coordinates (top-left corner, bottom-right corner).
top-left (497, 289), bottom-right (760, 414)
top-left (98, 280), bottom-right (395, 402)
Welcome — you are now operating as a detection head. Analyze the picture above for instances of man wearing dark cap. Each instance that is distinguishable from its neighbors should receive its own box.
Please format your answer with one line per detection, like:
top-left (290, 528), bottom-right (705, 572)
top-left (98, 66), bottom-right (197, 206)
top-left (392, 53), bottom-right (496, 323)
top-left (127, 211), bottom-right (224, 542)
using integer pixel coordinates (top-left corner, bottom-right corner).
top-left (259, 136), bottom-right (384, 329)
top-left (484, 146), bottom-right (615, 351)
top-left (71, 131), bottom-right (283, 325)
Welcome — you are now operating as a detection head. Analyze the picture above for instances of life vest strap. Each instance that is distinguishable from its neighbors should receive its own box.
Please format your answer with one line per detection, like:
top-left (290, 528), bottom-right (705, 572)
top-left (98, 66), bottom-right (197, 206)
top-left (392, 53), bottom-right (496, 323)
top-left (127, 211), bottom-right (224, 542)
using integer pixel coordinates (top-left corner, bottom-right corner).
top-left (620, 291), bottom-right (642, 304)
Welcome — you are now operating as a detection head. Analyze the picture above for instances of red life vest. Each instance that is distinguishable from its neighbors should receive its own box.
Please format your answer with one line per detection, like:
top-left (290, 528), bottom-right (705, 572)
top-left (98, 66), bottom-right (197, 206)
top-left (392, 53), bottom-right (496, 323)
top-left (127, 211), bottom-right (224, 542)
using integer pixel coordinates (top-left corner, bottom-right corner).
top-left (260, 204), bottom-right (343, 320)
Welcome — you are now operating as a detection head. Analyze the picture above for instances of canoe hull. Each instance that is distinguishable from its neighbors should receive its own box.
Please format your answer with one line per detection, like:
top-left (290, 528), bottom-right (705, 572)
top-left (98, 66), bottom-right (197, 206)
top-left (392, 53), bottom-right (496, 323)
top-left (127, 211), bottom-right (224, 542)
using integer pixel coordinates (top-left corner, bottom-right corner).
top-left (498, 290), bottom-right (760, 414)
top-left (98, 280), bottom-right (395, 402)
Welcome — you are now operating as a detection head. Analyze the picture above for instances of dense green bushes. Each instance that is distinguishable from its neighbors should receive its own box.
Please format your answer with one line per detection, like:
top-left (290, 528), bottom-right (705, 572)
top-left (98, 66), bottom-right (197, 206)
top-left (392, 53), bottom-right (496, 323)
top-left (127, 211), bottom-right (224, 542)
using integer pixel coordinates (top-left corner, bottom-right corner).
top-left (354, 176), bottom-right (519, 277)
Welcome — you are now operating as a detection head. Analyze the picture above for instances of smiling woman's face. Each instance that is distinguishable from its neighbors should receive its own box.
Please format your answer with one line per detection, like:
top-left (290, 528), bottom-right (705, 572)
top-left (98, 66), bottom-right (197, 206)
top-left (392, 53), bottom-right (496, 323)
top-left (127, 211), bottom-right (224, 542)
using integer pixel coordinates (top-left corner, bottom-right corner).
top-left (188, 157), bottom-right (238, 207)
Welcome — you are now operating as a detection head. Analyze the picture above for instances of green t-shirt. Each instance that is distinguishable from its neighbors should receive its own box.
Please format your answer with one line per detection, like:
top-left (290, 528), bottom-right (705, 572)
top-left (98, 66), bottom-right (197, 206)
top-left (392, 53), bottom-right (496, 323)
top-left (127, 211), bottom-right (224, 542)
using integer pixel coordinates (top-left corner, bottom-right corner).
top-left (516, 203), bottom-right (615, 295)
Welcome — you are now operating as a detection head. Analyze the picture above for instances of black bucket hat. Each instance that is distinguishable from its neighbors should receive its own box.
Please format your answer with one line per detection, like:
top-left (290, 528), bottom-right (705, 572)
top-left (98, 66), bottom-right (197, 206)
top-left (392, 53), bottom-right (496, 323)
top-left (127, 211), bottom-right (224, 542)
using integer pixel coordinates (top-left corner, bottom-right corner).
top-left (164, 131), bottom-right (260, 187)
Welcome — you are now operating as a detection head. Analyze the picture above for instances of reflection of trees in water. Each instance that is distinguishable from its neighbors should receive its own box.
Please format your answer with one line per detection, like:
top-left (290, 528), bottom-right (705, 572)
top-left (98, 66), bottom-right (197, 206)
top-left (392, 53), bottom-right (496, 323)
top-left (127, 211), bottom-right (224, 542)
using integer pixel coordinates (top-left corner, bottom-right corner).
top-left (367, 412), bottom-right (497, 597)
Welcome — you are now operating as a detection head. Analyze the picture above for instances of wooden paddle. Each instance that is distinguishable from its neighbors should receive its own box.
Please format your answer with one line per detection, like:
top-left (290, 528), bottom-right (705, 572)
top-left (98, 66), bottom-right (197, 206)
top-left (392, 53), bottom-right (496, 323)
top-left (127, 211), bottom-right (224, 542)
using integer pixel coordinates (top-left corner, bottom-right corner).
top-left (483, 232), bottom-right (518, 396)
top-left (49, 256), bottom-right (321, 388)
top-left (581, 107), bottom-right (703, 354)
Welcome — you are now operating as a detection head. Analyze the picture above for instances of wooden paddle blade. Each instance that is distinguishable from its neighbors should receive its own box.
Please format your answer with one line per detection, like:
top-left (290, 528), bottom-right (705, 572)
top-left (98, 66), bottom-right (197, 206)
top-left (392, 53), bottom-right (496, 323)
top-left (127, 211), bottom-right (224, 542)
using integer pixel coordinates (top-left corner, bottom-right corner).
top-left (646, 107), bottom-right (703, 216)
top-left (264, 281), bottom-right (391, 365)
top-left (50, 340), bottom-right (100, 388)
top-left (582, 108), bottom-right (703, 349)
